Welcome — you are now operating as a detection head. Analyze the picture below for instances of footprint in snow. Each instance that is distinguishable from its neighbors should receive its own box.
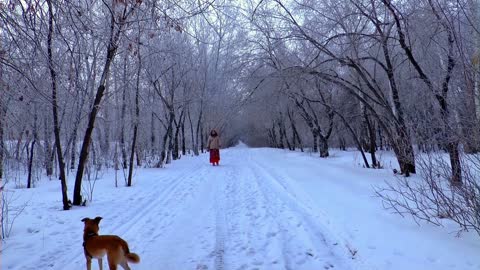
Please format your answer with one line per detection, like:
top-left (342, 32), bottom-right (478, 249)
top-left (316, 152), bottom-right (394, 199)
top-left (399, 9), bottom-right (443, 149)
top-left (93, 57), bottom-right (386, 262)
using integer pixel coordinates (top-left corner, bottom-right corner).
top-left (266, 232), bottom-right (277, 238)
top-left (252, 259), bottom-right (263, 266)
top-left (196, 264), bottom-right (208, 270)
top-left (27, 228), bottom-right (40, 234)
top-left (324, 262), bottom-right (335, 269)
top-left (295, 257), bottom-right (307, 265)
top-left (236, 264), bottom-right (248, 270)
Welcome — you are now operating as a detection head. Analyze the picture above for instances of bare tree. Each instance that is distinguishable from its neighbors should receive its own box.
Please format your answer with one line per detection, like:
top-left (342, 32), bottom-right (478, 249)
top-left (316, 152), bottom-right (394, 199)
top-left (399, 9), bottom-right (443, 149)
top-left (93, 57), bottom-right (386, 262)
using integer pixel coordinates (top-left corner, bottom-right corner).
top-left (381, 0), bottom-right (461, 184)
top-left (47, 0), bottom-right (70, 210)
top-left (127, 32), bottom-right (142, 187)
top-left (73, 0), bottom-right (141, 205)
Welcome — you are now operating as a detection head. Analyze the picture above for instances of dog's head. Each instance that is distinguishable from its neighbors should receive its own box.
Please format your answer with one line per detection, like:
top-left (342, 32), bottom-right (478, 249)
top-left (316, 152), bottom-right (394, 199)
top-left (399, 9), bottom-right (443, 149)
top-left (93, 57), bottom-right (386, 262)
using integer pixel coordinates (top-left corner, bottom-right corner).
top-left (81, 216), bottom-right (102, 234)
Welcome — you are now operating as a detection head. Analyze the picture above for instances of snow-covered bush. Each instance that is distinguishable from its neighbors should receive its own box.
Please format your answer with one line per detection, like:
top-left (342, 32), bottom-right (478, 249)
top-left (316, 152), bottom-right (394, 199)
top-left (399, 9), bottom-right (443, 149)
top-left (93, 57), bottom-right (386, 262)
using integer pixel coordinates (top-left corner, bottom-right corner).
top-left (1, 187), bottom-right (27, 239)
top-left (376, 152), bottom-right (480, 236)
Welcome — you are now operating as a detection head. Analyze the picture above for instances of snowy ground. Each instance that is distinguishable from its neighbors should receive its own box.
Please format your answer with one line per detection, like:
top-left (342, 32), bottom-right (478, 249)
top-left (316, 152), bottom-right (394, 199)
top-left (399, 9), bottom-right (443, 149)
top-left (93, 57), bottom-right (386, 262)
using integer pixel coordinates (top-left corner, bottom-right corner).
top-left (1, 144), bottom-right (479, 270)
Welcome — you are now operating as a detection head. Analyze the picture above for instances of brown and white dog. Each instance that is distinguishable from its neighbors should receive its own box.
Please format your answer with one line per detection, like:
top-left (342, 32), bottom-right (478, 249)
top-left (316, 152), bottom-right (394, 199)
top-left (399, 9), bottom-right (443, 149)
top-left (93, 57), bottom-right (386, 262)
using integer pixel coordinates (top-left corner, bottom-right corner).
top-left (82, 217), bottom-right (140, 270)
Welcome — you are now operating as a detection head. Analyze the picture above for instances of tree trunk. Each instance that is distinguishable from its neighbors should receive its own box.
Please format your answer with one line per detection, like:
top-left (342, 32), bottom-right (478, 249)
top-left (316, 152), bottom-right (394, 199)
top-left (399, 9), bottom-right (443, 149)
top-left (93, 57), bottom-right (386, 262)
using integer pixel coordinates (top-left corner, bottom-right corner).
top-left (392, 116), bottom-right (415, 176)
top-left (0, 124), bottom-right (3, 181)
top-left (318, 136), bottom-right (329, 158)
top-left (173, 125), bottom-right (180, 160)
top-left (475, 0), bottom-right (480, 117)
top-left (283, 128), bottom-right (292, 150)
top-left (294, 99), bottom-right (320, 153)
top-left (270, 123), bottom-right (278, 148)
top-left (339, 114), bottom-right (370, 168)
top-left (292, 132), bottom-right (297, 150)
top-left (378, 125), bottom-right (384, 151)
top-left (181, 119), bottom-right (186, 156)
top-left (15, 127), bottom-right (25, 160)
top-left (166, 119), bottom-right (174, 164)
top-left (364, 113), bottom-right (378, 167)
top-left (277, 121), bottom-right (285, 149)
top-left (447, 140), bottom-right (462, 185)
top-left (279, 116), bottom-right (292, 150)
top-left (461, 61), bottom-right (479, 153)
top-left (127, 42), bottom-right (141, 187)
top-left (50, 144), bottom-right (56, 177)
top-left (27, 107), bottom-right (39, 189)
top-left (158, 130), bottom-right (169, 168)
top-left (287, 109), bottom-right (303, 152)
top-left (338, 136), bottom-right (346, 151)
top-left (94, 130), bottom-right (102, 170)
top-left (27, 139), bottom-right (36, 189)
top-left (151, 112), bottom-right (156, 155)
top-left (391, 127), bottom-right (416, 177)
top-left (188, 109), bottom-right (197, 155)
top-left (102, 99), bottom-right (111, 162)
top-left (120, 55), bottom-right (128, 169)
top-left (0, 93), bottom-right (6, 180)
top-left (91, 138), bottom-right (97, 170)
top-left (127, 125), bottom-right (138, 186)
top-left (200, 125), bottom-right (205, 153)
top-left (172, 111), bottom-right (184, 160)
top-left (43, 117), bottom-right (54, 176)
top-left (157, 113), bottom-right (174, 168)
top-left (438, 89), bottom-right (462, 185)
top-left (196, 109), bottom-right (204, 154)
top-left (47, 0), bottom-right (70, 210)
top-left (136, 148), bottom-right (141, 166)
top-left (70, 123), bottom-right (78, 170)
top-left (172, 130), bottom-right (179, 160)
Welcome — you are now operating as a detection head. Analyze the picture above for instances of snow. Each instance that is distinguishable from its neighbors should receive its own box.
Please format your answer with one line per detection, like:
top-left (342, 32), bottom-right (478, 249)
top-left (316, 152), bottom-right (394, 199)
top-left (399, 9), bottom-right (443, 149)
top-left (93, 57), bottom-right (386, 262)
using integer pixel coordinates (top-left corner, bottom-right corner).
top-left (1, 146), bottom-right (479, 270)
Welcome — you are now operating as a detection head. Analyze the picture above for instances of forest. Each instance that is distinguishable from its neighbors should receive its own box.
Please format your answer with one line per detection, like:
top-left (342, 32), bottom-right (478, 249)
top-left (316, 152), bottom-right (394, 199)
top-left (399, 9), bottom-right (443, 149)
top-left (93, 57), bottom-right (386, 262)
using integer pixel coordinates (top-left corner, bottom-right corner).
top-left (1, 0), bottom-right (479, 236)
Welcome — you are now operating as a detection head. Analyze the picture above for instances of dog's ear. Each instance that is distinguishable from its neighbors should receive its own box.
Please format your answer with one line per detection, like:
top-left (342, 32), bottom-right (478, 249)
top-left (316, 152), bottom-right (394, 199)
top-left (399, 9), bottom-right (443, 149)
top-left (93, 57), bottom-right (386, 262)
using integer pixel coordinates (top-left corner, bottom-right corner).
top-left (94, 216), bottom-right (103, 224)
top-left (81, 218), bottom-right (89, 222)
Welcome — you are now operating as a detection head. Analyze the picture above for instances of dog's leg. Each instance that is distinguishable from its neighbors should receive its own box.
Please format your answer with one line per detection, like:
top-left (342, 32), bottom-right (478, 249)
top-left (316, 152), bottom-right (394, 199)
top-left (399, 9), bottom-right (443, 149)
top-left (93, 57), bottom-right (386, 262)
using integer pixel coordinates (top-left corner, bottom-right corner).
top-left (107, 256), bottom-right (118, 270)
top-left (98, 258), bottom-right (103, 270)
top-left (86, 257), bottom-right (92, 270)
top-left (119, 261), bottom-right (131, 270)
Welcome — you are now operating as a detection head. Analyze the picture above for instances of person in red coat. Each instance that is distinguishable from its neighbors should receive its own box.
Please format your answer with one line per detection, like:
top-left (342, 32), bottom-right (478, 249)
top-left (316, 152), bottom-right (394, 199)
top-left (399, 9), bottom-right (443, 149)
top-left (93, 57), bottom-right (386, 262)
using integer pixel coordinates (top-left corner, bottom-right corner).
top-left (207, 129), bottom-right (221, 166)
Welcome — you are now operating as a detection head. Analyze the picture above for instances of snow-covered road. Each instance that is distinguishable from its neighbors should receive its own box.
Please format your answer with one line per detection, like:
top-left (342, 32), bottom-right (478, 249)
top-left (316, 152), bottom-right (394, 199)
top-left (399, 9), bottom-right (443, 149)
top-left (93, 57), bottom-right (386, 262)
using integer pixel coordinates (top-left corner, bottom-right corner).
top-left (2, 145), bottom-right (479, 270)
top-left (3, 146), bottom-right (365, 270)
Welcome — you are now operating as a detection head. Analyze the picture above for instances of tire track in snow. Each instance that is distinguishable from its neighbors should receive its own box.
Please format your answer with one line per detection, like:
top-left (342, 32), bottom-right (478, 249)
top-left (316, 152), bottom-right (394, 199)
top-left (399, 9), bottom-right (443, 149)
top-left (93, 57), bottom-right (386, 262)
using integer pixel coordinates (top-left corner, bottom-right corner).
top-left (13, 164), bottom-right (205, 270)
top-left (110, 163), bottom-right (210, 235)
top-left (212, 166), bottom-right (233, 270)
top-left (54, 163), bottom-right (211, 270)
top-left (212, 161), bottom-right (247, 270)
top-left (246, 152), bottom-right (354, 270)
top-left (222, 151), bottom-right (288, 270)
top-left (240, 151), bottom-right (302, 269)
top-left (249, 153), bottom-right (375, 270)
top-left (136, 164), bottom-right (218, 269)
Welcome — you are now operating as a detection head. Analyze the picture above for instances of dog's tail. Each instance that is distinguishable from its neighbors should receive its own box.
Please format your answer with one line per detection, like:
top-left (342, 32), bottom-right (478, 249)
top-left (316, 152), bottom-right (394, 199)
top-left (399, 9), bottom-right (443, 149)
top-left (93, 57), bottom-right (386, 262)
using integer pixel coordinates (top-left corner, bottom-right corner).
top-left (126, 252), bottom-right (140, 263)
top-left (122, 241), bottom-right (140, 263)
